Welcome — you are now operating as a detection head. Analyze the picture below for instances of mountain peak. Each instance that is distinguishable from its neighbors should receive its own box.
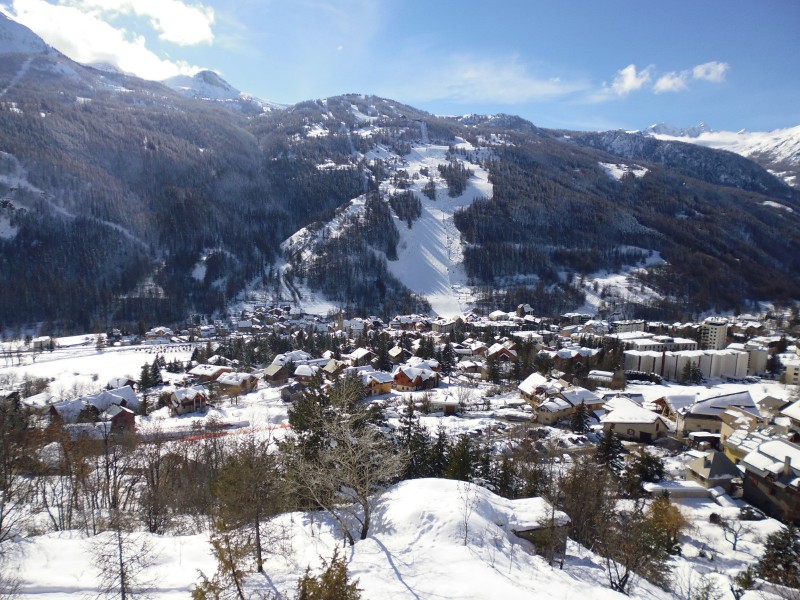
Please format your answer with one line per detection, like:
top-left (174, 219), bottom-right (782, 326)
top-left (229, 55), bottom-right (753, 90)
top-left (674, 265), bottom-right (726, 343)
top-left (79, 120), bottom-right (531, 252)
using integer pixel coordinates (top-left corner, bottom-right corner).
top-left (163, 69), bottom-right (241, 100)
top-left (0, 12), bottom-right (50, 55)
top-left (645, 122), bottom-right (713, 138)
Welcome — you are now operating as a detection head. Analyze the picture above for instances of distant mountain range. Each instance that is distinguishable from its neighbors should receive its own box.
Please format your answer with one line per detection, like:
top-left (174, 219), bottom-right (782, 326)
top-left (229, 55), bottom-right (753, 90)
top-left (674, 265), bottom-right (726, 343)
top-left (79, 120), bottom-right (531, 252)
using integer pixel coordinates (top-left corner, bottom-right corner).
top-left (641, 122), bottom-right (800, 189)
top-left (1, 13), bottom-right (799, 331)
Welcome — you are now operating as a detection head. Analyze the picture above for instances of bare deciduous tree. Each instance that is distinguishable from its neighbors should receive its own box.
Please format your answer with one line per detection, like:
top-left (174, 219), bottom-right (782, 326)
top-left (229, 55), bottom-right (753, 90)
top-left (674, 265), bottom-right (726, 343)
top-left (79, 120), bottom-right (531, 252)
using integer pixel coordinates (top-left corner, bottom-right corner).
top-left (91, 511), bottom-right (157, 600)
top-left (286, 405), bottom-right (406, 545)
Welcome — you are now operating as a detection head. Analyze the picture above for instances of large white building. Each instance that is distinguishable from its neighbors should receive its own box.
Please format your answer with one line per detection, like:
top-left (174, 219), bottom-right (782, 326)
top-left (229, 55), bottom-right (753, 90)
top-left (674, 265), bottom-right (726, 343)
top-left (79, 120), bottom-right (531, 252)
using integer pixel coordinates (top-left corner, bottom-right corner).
top-left (701, 318), bottom-right (728, 350)
top-left (625, 348), bottom-right (749, 381)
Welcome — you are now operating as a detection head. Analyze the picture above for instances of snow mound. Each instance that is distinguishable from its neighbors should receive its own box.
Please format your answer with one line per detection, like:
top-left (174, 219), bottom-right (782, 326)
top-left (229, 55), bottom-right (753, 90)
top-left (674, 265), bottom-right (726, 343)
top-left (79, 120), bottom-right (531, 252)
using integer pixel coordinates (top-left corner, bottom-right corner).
top-left (374, 478), bottom-right (569, 541)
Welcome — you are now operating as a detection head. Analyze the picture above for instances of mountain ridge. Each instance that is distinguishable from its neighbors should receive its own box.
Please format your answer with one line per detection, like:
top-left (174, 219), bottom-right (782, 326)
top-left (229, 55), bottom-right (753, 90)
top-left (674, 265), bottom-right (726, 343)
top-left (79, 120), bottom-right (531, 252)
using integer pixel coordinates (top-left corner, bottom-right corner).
top-left (1, 14), bottom-right (799, 330)
top-left (640, 122), bottom-right (800, 189)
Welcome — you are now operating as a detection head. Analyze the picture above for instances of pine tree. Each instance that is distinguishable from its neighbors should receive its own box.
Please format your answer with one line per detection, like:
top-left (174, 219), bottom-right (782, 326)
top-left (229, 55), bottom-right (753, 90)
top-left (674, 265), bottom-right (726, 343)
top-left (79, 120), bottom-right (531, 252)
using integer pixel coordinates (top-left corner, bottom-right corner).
top-left (296, 548), bottom-right (361, 600)
top-left (397, 400), bottom-right (431, 479)
top-left (441, 341), bottom-right (456, 375)
top-left (429, 424), bottom-right (451, 478)
top-left (149, 359), bottom-right (162, 386)
top-left (192, 523), bottom-right (253, 600)
top-left (758, 524), bottom-right (800, 589)
top-left (138, 362), bottom-right (153, 391)
top-left (486, 355), bottom-right (501, 384)
top-left (570, 401), bottom-right (591, 433)
top-left (595, 430), bottom-right (624, 473)
top-left (374, 333), bottom-right (391, 372)
top-left (494, 455), bottom-right (518, 499)
top-left (445, 434), bottom-right (474, 481)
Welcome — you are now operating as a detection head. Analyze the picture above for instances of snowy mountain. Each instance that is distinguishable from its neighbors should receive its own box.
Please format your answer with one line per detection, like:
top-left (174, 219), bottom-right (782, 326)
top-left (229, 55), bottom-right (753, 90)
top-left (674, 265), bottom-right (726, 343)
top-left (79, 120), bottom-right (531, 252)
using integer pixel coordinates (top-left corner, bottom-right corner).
top-left (644, 122), bottom-right (713, 138)
top-left (163, 70), bottom-right (241, 100)
top-left (643, 123), bottom-right (800, 188)
top-left (0, 11), bottom-right (50, 54)
top-left (163, 69), bottom-right (283, 112)
top-left (2, 12), bottom-right (800, 327)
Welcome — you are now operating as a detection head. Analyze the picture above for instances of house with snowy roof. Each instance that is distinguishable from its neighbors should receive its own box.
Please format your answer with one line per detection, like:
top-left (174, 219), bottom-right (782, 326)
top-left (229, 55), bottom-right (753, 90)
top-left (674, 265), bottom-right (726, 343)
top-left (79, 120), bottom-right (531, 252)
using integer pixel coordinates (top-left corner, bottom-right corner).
top-left (359, 370), bottom-right (394, 396)
top-left (558, 387), bottom-right (603, 412)
top-left (518, 372), bottom-right (549, 401)
top-left (534, 397), bottom-right (574, 425)
top-left (216, 372), bottom-right (259, 396)
top-left (780, 399), bottom-right (800, 437)
top-left (321, 359), bottom-right (348, 380)
top-left (486, 343), bottom-right (517, 362)
top-left (676, 391), bottom-right (759, 438)
top-left (685, 450), bottom-right (740, 493)
top-left (272, 350), bottom-right (312, 366)
top-left (188, 364), bottom-right (233, 383)
top-left (392, 365), bottom-right (439, 392)
top-left (740, 439), bottom-right (800, 522)
top-left (388, 345), bottom-right (412, 364)
top-left (600, 396), bottom-right (672, 442)
top-left (167, 386), bottom-right (208, 416)
top-left (106, 404), bottom-right (136, 434)
top-left (294, 364), bottom-right (319, 385)
top-left (345, 347), bottom-right (375, 367)
top-left (263, 363), bottom-right (290, 386)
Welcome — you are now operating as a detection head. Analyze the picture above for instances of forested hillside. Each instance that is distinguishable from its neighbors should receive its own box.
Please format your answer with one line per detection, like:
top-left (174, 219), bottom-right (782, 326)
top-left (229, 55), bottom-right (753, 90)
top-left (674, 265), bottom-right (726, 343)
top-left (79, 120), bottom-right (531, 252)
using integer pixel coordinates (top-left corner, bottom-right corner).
top-left (1, 23), bottom-right (800, 330)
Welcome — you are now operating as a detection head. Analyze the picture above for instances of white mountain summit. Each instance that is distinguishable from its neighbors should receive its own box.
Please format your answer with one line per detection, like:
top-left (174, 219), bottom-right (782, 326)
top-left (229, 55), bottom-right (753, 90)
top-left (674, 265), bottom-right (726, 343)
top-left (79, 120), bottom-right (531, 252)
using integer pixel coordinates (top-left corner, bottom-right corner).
top-left (643, 122), bottom-right (800, 188)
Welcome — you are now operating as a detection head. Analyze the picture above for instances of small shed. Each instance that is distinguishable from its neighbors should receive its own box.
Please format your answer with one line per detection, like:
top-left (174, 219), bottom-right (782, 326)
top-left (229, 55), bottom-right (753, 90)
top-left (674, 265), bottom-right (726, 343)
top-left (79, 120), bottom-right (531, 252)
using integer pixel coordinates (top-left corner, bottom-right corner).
top-left (430, 395), bottom-right (460, 416)
top-left (281, 383), bottom-right (305, 403)
top-left (263, 364), bottom-right (290, 386)
top-left (509, 496), bottom-right (571, 558)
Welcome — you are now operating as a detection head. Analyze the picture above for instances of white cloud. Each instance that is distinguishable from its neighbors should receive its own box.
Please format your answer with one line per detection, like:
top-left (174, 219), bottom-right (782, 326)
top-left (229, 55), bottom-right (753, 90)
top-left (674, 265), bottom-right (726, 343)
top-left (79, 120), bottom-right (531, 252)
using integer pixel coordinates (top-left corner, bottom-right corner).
top-left (610, 64), bottom-right (652, 96)
top-left (654, 70), bottom-right (689, 93)
top-left (3, 0), bottom-right (201, 79)
top-left (586, 63), bottom-right (653, 103)
top-left (385, 55), bottom-right (587, 104)
top-left (692, 60), bottom-right (730, 83)
top-left (71, 0), bottom-right (215, 45)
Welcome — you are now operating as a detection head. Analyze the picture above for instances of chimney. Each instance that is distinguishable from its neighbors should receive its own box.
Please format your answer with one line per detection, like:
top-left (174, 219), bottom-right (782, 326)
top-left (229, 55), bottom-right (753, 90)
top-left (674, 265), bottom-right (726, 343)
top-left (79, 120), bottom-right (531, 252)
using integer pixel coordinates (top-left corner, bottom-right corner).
top-left (784, 455), bottom-right (792, 477)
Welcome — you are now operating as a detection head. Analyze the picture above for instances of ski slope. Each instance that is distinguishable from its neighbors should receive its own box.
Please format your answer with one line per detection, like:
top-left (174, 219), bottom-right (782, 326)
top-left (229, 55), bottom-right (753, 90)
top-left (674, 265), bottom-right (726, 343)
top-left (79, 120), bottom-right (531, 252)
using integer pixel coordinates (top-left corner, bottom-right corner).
top-left (384, 141), bottom-right (492, 316)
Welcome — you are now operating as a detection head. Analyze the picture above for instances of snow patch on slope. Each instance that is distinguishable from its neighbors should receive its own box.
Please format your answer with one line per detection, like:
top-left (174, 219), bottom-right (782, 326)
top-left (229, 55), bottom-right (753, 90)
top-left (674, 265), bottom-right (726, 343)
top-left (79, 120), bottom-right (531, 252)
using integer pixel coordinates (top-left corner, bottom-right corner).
top-left (763, 200), bottom-right (794, 213)
top-left (0, 214), bottom-right (18, 239)
top-left (599, 162), bottom-right (649, 180)
top-left (573, 248), bottom-right (666, 316)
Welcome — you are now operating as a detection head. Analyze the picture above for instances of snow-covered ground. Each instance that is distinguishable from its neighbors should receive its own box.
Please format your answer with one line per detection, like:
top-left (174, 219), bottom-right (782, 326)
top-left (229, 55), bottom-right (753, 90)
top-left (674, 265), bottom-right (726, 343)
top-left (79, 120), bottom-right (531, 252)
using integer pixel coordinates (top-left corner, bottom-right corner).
top-left (0, 341), bottom-right (194, 401)
top-left (2, 338), bottom-right (798, 598)
top-left (3, 478), bottom-right (660, 600)
top-left (7, 474), bottom-right (788, 599)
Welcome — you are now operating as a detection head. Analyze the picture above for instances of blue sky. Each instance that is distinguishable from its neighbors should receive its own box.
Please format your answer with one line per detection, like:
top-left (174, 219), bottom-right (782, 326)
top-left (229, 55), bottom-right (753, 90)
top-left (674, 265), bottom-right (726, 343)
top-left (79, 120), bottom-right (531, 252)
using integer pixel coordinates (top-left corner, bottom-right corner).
top-left (2, 0), bottom-right (799, 131)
